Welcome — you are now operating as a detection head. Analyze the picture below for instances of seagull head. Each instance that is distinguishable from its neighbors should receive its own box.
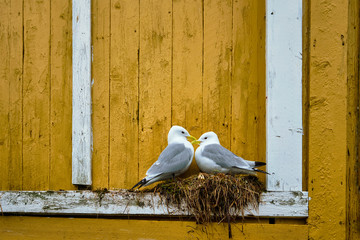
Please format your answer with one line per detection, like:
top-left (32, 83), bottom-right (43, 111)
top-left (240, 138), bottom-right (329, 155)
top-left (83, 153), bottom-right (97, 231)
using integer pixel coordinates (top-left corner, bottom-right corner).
top-left (168, 125), bottom-right (197, 144)
top-left (192, 131), bottom-right (220, 146)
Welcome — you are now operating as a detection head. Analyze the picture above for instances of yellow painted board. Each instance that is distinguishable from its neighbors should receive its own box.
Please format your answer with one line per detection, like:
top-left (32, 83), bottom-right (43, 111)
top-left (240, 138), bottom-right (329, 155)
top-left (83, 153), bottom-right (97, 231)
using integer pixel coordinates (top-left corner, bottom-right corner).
top-left (308, 0), bottom-right (348, 239)
top-left (347, 0), bottom-right (360, 238)
top-left (91, 0), bottom-right (110, 190)
top-left (7, 0), bottom-right (23, 190)
top-left (0, 216), bottom-right (309, 240)
top-left (138, 0), bottom-right (172, 186)
top-left (110, 0), bottom-right (140, 189)
top-left (231, 0), bottom-right (266, 184)
top-left (0, 0), bottom-right (23, 191)
top-left (0, 0), bottom-right (11, 190)
top-left (22, 0), bottom-right (51, 190)
top-left (256, 0), bottom-right (266, 185)
top-left (172, 0), bottom-right (203, 177)
top-left (203, 0), bottom-right (232, 148)
top-left (49, 0), bottom-right (74, 190)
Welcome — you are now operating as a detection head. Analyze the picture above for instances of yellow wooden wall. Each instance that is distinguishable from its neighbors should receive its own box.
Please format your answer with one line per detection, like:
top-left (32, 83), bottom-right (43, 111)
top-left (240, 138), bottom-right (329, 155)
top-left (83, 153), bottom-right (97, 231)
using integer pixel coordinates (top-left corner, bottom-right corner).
top-left (0, 0), bottom-right (266, 191)
top-left (1, 0), bottom-right (360, 239)
top-left (0, 0), bottom-right (73, 191)
top-left (92, 0), bottom-right (266, 190)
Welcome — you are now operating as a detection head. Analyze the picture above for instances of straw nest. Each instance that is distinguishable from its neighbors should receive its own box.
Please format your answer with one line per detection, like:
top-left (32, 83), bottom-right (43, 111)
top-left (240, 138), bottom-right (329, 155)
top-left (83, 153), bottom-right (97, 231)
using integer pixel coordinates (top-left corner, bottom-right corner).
top-left (143, 173), bottom-right (265, 238)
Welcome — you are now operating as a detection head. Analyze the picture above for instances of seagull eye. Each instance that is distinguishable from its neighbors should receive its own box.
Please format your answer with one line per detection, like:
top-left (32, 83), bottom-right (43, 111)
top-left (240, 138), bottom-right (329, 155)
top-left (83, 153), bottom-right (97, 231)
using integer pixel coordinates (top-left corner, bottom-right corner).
top-left (204, 137), bottom-right (208, 140)
top-left (181, 131), bottom-right (185, 134)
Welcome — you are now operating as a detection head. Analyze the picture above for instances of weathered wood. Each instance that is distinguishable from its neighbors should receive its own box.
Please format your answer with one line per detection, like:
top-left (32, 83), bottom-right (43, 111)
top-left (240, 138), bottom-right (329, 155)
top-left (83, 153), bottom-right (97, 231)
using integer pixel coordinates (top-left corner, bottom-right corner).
top-left (50, 0), bottom-right (73, 190)
top-left (256, 1), bottom-right (267, 185)
top-left (7, 0), bottom-right (23, 191)
top-left (266, 0), bottom-right (303, 191)
top-left (72, 0), bottom-right (92, 186)
top-left (308, 0), bottom-right (348, 239)
top-left (172, 0), bottom-right (203, 176)
top-left (91, 0), bottom-right (110, 189)
top-left (138, 0), bottom-right (172, 182)
top-left (302, 0), bottom-right (310, 192)
top-left (0, 190), bottom-right (308, 217)
top-left (232, 0), bottom-right (266, 183)
top-left (0, 0), bottom-right (11, 190)
top-left (109, 0), bottom-right (139, 189)
top-left (0, 216), bottom-right (309, 240)
top-left (203, 0), bottom-right (232, 148)
top-left (347, 0), bottom-right (360, 238)
top-left (23, 0), bottom-right (51, 190)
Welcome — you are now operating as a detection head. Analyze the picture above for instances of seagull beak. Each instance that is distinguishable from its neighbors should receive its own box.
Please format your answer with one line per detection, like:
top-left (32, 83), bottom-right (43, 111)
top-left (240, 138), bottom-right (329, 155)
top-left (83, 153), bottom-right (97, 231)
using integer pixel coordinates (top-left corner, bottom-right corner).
top-left (191, 139), bottom-right (201, 145)
top-left (187, 135), bottom-right (197, 142)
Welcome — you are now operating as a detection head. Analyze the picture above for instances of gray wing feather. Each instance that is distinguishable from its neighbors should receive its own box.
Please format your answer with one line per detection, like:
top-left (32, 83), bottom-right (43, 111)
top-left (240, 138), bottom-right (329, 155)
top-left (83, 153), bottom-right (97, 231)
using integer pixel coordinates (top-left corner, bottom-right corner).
top-left (202, 144), bottom-right (250, 169)
top-left (146, 143), bottom-right (192, 176)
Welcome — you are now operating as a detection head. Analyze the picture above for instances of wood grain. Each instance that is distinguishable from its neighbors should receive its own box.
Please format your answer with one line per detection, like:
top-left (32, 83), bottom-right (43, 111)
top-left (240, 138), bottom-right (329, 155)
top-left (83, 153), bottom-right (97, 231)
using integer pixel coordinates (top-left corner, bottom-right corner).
top-left (50, 0), bottom-right (73, 190)
top-left (0, 0), bottom-right (11, 190)
top-left (203, 0), bottom-right (232, 148)
top-left (0, 216), bottom-right (308, 240)
top-left (138, 0), bottom-right (172, 185)
top-left (172, 0), bottom-right (203, 176)
top-left (23, 0), bottom-right (51, 190)
top-left (91, 0), bottom-right (110, 189)
top-left (232, 0), bottom-right (266, 185)
top-left (109, 0), bottom-right (140, 189)
top-left (0, 190), bottom-right (308, 217)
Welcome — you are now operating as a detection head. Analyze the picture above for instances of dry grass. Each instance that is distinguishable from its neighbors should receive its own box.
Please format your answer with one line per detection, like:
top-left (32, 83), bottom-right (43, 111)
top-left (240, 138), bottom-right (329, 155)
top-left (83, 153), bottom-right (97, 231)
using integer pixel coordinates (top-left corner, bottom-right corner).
top-left (143, 173), bottom-right (265, 238)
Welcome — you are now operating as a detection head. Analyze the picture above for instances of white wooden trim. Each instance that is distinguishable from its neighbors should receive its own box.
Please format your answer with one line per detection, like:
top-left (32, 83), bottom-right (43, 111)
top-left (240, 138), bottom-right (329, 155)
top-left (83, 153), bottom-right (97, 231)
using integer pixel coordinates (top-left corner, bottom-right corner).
top-left (266, 0), bottom-right (303, 191)
top-left (0, 191), bottom-right (308, 218)
top-left (72, 0), bottom-right (92, 185)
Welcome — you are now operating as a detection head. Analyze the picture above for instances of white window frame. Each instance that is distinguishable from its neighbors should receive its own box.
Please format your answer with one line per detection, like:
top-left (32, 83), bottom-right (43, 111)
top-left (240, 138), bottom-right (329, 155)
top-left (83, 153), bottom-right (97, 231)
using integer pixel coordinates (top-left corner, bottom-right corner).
top-left (0, 0), bottom-right (307, 218)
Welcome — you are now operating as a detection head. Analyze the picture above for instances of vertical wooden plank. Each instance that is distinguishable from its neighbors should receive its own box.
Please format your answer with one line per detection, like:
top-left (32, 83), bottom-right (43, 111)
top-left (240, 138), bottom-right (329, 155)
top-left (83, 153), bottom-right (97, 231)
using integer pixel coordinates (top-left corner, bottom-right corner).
top-left (23, 0), bottom-right (51, 190)
top-left (347, 0), bottom-right (360, 238)
top-left (50, 0), bottom-right (74, 190)
top-left (139, 0), bottom-right (172, 183)
top-left (72, 0), bottom-right (92, 186)
top-left (232, 0), bottom-right (264, 173)
top-left (109, 0), bottom-right (139, 189)
top-left (308, 0), bottom-right (348, 238)
top-left (0, 0), bottom-right (11, 190)
top-left (8, 0), bottom-right (23, 190)
top-left (92, 0), bottom-right (110, 189)
top-left (203, 0), bottom-right (232, 148)
top-left (172, 0), bottom-right (203, 176)
top-left (266, 0), bottom-right (302, 191)
top-left (256, 0), bottom-right (266, 185)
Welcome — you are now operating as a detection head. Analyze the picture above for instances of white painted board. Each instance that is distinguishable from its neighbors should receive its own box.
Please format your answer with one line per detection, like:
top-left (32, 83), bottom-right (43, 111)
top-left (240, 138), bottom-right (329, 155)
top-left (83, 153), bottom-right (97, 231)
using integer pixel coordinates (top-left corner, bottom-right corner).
top-left (72, 0), bottom-right (92, 185)
top-left (0, 191), bottom-right (308, 217)
top-left (266, 0), bottom-right (303, 191)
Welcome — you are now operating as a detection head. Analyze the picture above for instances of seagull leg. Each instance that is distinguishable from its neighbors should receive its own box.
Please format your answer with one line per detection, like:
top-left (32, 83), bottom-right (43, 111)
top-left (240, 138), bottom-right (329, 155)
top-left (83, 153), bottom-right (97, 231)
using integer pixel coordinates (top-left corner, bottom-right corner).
top-left (172, 173), bottom-right (175, 182)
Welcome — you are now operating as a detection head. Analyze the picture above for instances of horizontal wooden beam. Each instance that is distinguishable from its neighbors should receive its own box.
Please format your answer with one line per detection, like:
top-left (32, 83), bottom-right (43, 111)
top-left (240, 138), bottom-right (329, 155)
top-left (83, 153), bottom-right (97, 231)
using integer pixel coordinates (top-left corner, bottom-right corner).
top-left (0, 191), bottom-right (308, 218)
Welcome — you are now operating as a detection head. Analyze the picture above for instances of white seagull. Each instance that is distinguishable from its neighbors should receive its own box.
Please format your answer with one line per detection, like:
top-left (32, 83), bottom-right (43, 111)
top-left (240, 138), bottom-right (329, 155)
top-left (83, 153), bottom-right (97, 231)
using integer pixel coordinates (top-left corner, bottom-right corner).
top-left (193, 131), bottom-right (268, 175)
top-left (131, 126), bottom-right (196, 190)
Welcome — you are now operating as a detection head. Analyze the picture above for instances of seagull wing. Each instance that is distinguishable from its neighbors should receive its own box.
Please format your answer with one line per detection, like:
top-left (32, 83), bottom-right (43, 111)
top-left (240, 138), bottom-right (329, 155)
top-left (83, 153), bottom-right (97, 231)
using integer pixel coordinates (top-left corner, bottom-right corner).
top-left (202, 144), bottom-right (251, 170)
top-left (146, 143), bottom-right (193, 177)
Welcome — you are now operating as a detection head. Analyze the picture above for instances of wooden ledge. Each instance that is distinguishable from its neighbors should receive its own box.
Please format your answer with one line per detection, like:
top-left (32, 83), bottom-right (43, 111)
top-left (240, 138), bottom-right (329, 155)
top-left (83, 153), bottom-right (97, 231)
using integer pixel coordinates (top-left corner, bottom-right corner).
top-left (0, 190), bottom-right (308, 218)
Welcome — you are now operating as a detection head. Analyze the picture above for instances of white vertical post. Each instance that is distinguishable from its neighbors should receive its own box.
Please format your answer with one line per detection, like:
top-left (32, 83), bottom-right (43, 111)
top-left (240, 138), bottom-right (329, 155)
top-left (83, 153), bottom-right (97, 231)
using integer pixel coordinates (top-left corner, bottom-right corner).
top-left (266, 0), bottom-right (302, 191)
top-left (72, 0), bottom-right (92, 185)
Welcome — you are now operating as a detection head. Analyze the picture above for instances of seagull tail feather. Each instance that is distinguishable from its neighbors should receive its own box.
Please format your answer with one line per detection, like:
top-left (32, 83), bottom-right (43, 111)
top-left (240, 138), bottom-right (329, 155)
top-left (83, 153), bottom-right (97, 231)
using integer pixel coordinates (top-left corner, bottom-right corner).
top-left (130, 178), bottom-right (148, 190)
top-left (253, 168), bottom-right (270, 175)
top-left (254, 161), bottom-right (266, 167)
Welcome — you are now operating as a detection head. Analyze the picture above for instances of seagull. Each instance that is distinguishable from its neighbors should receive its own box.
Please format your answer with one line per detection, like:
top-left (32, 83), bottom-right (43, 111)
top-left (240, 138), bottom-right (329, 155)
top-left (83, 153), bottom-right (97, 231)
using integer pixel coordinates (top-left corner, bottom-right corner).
top-left (131, 126), bottom-right (197, 190)
top-left (193, 131), bottom-right (269, 175)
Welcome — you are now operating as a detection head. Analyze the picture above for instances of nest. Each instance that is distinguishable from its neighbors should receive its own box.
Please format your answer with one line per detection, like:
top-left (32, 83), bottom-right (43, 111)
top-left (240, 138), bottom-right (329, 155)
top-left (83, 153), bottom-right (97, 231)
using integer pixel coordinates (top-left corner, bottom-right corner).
top-left (143, 173), bottom-right (265, 238)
